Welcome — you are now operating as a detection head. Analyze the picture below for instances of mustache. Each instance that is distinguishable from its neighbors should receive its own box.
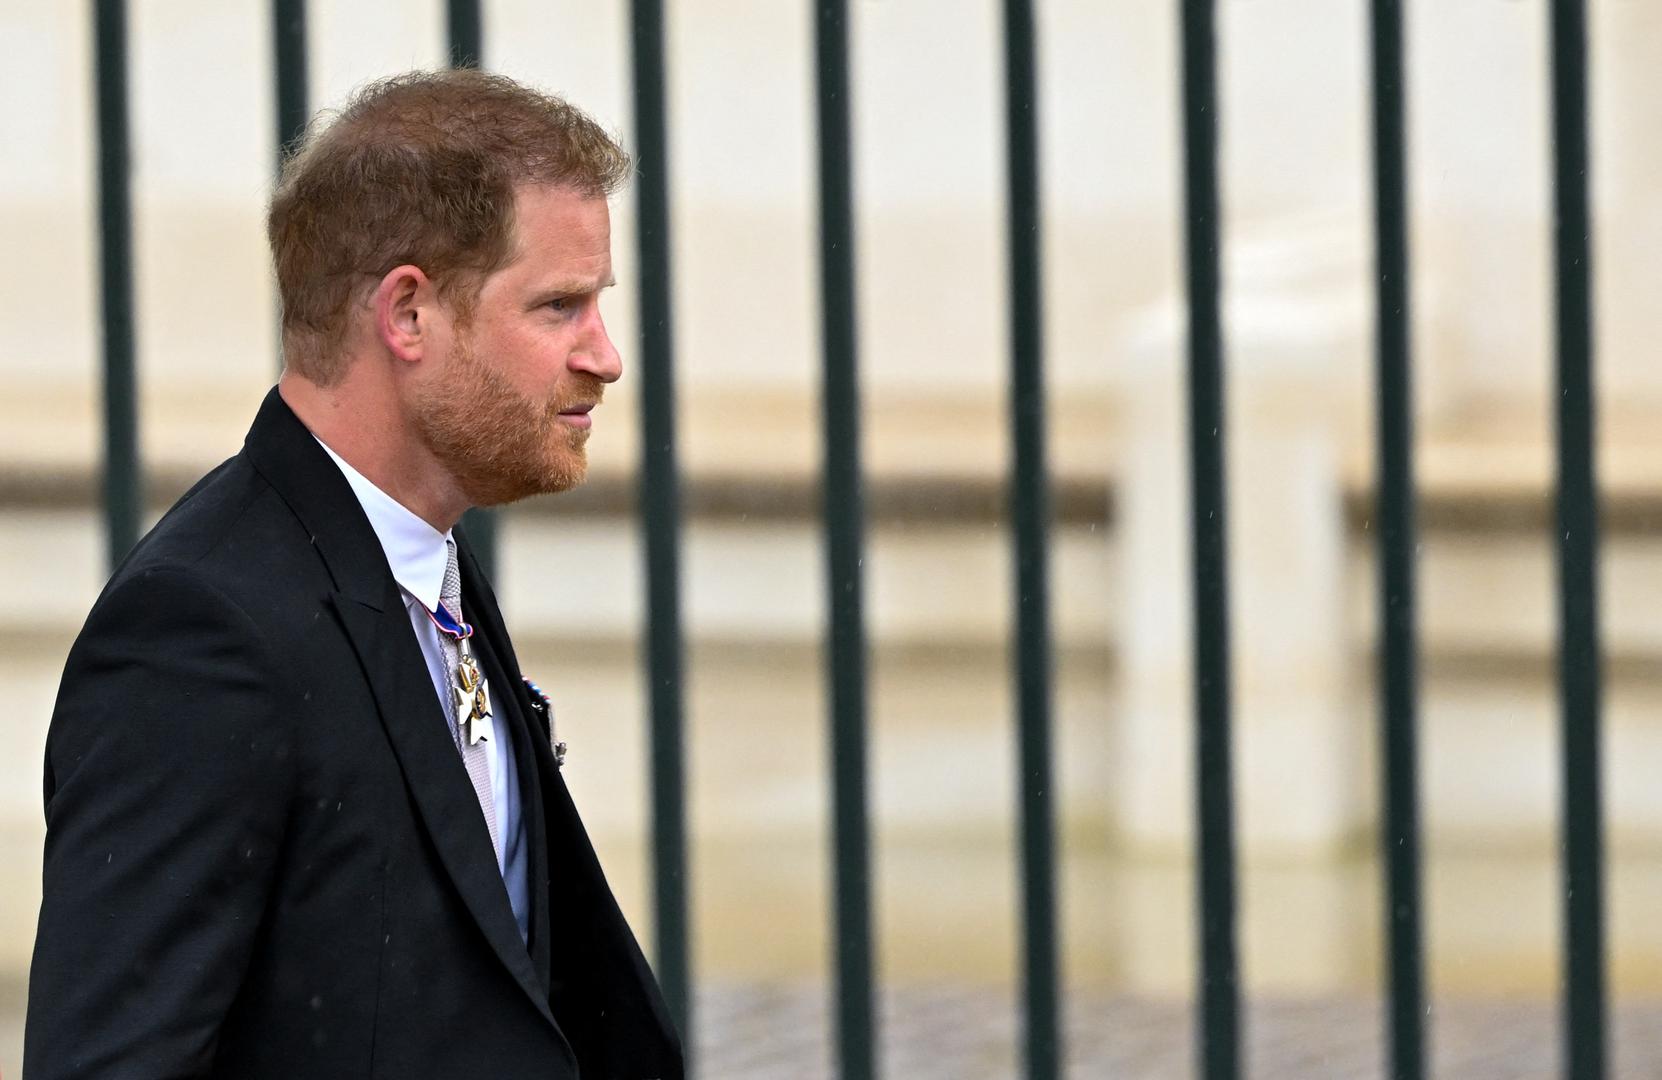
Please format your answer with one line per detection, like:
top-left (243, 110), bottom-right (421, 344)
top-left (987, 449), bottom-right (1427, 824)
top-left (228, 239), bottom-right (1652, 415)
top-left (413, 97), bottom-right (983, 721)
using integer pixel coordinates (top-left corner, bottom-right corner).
top-left (546, 377), bottom-right (606, 417)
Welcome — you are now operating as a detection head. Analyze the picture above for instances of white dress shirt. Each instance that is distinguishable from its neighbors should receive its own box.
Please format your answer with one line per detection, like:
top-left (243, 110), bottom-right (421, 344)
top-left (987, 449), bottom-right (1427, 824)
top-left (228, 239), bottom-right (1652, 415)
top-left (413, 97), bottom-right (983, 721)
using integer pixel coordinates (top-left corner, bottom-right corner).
top-left (316, 439), bottom-right (530, 941)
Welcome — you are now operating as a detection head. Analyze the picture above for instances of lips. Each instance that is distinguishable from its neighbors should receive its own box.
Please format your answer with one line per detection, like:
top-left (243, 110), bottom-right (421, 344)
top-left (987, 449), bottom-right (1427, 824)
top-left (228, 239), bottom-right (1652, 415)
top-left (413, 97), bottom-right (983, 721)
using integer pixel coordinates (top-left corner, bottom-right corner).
top-left (557, 403), bottom-right (595, 429)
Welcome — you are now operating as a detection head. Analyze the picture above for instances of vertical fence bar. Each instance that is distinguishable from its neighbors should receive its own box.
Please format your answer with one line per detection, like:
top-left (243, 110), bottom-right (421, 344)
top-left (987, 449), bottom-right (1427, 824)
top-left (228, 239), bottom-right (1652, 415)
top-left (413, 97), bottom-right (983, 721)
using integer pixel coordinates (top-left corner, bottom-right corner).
top-left (93, 0), bottom-right (139, 569)
top-left (629, 0), bottom-right (691, 1050)
top-left (1550, 2), bottom-right (1606, 1078)
top-left (271, 0), bottom-right (307, 378)
top-left (1369, 3), bottom-right (1426, 1079)
top-left (813, 2), bottom-right (876, 1077)
top-left (272, 0), bottom-right (308, 171)
top-left (447, 0), bottom-right (483, 70)
top-left (447, 0), bottom-right (497, 579)
top-left (1001, 2), bottom-right (1060, 1078)
top-left (1178, 3), bottom-right (1239, 1078)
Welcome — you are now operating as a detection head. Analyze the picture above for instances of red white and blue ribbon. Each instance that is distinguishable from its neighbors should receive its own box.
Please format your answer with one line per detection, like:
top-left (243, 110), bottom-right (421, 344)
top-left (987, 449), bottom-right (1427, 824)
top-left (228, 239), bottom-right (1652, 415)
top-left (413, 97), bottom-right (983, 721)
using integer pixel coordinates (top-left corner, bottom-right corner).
top-left (523, 676), bottom-right (568, 768)
top-left (425, 602), bottom-right (474, 641)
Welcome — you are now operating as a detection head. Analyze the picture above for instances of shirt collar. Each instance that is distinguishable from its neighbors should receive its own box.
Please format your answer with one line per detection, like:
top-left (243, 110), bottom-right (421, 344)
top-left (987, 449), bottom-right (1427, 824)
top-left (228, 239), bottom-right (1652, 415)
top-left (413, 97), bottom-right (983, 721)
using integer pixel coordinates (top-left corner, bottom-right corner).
top-left (313, 437), bottom-right (451, 614)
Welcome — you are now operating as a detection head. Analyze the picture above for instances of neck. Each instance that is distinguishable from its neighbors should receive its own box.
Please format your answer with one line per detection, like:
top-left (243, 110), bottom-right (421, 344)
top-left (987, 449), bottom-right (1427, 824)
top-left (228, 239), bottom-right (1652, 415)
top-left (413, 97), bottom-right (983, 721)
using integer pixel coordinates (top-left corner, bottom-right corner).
top-left (279, 368), bottom-right (469, 532)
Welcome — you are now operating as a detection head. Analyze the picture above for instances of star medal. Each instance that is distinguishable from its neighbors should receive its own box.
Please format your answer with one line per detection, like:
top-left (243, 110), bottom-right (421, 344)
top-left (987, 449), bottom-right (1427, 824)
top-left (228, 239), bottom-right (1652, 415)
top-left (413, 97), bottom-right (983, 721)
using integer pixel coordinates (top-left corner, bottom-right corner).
top-left (427, 601), bottom-right (491, 747)
top-left (454, 641), bottom-right (493, 746)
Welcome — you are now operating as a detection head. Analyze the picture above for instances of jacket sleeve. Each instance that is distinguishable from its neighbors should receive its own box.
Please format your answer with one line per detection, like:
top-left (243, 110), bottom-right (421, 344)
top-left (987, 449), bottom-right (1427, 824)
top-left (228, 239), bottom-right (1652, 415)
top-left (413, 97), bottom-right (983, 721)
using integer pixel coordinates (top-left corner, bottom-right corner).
top-left (24, 566), bottom-right (295, 1079)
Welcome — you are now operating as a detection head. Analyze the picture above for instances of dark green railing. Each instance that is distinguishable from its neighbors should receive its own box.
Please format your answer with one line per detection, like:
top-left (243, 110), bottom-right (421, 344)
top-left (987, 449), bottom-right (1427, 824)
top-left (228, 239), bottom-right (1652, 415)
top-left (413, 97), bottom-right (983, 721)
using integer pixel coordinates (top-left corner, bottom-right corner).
top-left (81, 3), bottom-right (1611, 1078)
top-left (446, 0), bottom-right (498, 580)
top-left (1178, 5), bottom-right (1241, 1078)
top-left (628, 0), bottom-right (692, 1050)
top-left (812, 4), bottom-right (878, 1077)
top-left (1551, 2), bottom-right (1606, 1077)
top-left (445, 0), bottom-right (482, 73)
top-left (93, 0), bottom-right (138, 568)
top-left (1002, 2), bottom-right (1061, 1078)
top-left (1369, 3), bottom-right (1426, 1079)
top-left (271, 0), bottom-right (307, 171)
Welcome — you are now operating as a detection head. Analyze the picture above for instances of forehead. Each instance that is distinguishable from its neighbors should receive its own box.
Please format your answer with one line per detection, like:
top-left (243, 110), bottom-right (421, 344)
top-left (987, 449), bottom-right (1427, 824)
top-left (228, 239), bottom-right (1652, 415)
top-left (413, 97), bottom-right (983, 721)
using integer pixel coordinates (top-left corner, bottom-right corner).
top-left (502, 184), bottom-right (612, 277)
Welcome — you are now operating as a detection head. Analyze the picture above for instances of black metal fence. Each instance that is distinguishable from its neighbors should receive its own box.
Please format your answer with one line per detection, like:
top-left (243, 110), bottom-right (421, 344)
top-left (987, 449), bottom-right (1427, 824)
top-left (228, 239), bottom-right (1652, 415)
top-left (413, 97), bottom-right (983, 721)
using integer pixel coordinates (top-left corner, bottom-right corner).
top-left (1368, 4), bottom-right (1426, 1077)
top-left (85, 1), bottom-right (1607, 1078)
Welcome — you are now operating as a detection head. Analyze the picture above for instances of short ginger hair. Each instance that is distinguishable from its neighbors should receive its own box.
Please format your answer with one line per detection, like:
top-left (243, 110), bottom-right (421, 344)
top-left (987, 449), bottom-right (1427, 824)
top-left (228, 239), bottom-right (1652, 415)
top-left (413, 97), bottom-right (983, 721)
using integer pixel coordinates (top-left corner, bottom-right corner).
top-left (267, 69), bottom-right (631, 384)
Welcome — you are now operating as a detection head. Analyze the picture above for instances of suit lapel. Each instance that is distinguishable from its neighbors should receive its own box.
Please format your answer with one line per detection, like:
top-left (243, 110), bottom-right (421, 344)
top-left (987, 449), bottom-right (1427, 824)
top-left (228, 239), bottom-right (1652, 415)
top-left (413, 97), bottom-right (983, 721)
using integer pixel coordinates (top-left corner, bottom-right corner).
top-left (456, 542), bottom-right (683, 1074)
top-left (240, 389), bottom-right (558, 1033)
top-left (462, 598), bottom-right (555, 995)
top-left (330, 593), bottom-right (556, 1030)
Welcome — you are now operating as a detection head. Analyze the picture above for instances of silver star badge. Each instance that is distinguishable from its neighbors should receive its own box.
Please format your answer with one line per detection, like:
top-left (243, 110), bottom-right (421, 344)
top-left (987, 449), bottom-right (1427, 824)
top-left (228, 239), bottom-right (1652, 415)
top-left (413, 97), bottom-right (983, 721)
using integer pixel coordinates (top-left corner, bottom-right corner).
top-left (454, 647), bottom-right (493, 746)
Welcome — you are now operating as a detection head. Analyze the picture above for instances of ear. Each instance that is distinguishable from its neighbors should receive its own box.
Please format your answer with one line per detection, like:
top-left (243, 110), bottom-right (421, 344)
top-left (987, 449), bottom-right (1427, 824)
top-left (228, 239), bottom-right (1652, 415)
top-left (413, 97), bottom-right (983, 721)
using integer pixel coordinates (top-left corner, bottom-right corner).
top-left (371, 265), bottom-right (437, 364)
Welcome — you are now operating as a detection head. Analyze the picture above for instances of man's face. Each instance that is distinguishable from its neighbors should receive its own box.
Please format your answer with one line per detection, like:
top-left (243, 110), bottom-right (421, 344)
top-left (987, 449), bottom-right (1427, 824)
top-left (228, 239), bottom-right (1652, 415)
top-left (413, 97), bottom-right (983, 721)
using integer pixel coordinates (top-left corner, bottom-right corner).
top-left (410, 184), bottom-right (621, 508)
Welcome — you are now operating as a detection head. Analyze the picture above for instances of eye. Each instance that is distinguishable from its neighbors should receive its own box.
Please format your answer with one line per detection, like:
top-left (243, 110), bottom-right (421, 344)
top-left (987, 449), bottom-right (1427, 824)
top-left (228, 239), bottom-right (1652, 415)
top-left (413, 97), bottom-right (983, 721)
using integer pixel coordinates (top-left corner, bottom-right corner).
top-left (547, 297), bottom-right (569, 312)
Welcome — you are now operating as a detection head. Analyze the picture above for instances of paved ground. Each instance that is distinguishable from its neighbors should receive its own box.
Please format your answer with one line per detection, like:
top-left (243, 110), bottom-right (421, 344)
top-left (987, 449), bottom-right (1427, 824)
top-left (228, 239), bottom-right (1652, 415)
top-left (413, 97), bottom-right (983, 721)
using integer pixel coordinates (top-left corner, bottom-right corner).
top-left (692, 986), bottom-right (1662, 1079)
top-left (5, 985), bottom-right (1659, 1077)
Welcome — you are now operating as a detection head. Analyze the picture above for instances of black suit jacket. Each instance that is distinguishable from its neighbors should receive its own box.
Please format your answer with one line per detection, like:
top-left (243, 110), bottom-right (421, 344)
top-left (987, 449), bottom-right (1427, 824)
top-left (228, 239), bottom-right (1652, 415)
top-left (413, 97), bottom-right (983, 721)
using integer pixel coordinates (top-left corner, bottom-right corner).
top-left (25, 390), bottom-right (682, 1079)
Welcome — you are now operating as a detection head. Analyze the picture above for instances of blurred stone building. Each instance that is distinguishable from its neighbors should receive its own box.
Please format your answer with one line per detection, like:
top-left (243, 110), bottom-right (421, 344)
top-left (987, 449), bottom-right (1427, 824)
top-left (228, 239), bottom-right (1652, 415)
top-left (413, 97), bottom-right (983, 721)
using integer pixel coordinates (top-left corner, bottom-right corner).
top-left (2, 1), bottom-right (1660, 1058)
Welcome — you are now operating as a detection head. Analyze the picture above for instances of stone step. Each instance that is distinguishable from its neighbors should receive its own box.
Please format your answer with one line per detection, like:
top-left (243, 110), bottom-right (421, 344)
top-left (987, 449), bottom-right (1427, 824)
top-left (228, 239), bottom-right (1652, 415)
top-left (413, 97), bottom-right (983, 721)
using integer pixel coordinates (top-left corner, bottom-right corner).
top-left (8, 464), bottom-right (1662, 1007)
top-left (10, 503), bottom-right (1662, 855)
top-left (7, 620), bottom-right (1662, 992)
top-left (12, 503), bottom-right (1662, 659)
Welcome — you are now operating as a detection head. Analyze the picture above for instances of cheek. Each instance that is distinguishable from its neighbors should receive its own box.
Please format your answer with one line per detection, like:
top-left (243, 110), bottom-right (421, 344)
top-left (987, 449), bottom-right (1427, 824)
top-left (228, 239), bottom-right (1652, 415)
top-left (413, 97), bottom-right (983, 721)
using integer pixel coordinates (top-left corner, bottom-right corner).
top-left (476, 325), bottom-right (543, 383)
top-left (521, 327), bottom-right (579, 385)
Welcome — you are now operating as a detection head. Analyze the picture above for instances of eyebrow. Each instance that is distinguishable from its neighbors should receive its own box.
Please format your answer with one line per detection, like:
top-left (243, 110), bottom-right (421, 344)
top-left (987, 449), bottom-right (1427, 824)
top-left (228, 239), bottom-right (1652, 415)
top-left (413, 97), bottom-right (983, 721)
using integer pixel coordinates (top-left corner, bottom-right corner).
top-left (527, 276), bottom-right (615, 308)
top-left (545, 276), bottom-right (616, 294)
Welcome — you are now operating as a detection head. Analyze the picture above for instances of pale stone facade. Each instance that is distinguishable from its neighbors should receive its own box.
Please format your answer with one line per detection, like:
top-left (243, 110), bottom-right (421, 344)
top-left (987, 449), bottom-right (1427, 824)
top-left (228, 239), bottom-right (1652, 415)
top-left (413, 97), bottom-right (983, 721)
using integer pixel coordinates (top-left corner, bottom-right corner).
top-left (2, 3), bottom-right (1660, 1042)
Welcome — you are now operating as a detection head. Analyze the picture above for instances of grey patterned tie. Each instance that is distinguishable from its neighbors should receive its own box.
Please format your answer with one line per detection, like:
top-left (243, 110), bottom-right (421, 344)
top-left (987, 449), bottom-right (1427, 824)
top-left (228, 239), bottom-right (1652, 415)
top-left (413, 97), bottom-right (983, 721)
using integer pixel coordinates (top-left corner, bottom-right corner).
top-left (440, 539), bottom-right (500, 863)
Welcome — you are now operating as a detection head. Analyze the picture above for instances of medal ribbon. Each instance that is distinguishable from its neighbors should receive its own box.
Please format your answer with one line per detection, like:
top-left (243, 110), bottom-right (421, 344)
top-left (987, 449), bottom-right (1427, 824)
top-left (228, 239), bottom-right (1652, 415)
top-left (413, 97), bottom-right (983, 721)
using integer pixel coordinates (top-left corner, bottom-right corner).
top-left (426, 601), bottom-right (489, 748)
top-left (425, 602), bottom-right (474, 641)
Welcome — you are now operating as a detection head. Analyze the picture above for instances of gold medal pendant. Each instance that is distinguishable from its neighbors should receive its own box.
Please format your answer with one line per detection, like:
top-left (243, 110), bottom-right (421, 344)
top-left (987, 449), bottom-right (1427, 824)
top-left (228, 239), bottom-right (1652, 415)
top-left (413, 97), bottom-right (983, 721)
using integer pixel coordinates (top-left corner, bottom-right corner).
top-left (452, 642), bottom-right (493, 746)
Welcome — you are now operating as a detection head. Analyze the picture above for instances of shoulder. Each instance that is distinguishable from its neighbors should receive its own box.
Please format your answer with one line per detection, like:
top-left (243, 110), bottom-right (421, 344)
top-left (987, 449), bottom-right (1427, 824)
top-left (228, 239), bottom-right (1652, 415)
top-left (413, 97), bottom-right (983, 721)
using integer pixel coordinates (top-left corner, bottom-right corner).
top-left (98, 451), bottom-right (335, 631)
top-left (48, 553), bottom-right (301, 811)
top-left (121, 453), bottom-right (292, 581)
top-left (58, 454), bottom-right (324, 741)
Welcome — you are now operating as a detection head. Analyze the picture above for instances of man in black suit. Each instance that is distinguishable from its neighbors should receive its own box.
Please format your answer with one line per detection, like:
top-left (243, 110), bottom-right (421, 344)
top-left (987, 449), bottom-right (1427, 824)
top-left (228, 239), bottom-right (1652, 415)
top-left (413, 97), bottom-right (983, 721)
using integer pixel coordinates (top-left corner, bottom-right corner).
top-left (24, 70), bottom-right (681, 1078)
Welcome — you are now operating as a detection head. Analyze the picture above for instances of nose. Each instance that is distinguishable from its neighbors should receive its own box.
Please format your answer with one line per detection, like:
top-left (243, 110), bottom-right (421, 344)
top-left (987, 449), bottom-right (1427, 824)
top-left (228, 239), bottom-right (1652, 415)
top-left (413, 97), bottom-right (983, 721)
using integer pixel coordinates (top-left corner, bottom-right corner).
top-left (569, 306), bottom-right (623, 384)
